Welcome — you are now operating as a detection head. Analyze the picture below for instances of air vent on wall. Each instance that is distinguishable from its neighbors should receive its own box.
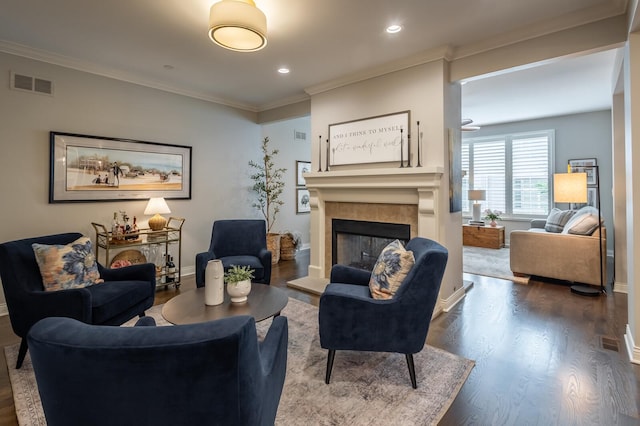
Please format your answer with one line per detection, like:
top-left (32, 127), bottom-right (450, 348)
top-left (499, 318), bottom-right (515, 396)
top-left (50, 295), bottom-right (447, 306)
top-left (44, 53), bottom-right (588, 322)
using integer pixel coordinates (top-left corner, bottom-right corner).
top-left (294, 130), bottom-right (307, 141)
top-left (10, 71), bottom-right (54, 96)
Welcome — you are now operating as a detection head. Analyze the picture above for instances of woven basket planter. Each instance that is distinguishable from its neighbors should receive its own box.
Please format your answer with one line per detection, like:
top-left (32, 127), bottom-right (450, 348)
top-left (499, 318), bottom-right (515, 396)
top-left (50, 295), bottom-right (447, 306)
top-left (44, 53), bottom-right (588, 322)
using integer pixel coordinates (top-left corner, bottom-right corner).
top-left (280, 233), bottom-right (297, 260)
top-left (267, 233), bottom-right (281, 264)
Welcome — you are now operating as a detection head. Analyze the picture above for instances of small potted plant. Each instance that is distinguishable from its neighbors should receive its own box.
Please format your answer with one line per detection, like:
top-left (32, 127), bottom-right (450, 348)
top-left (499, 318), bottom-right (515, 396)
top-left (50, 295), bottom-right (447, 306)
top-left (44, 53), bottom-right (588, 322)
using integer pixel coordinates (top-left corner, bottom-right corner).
top-left (483, 209), bottom-right (502, 227)
top-left (224, 265), bottom-right (255, 303)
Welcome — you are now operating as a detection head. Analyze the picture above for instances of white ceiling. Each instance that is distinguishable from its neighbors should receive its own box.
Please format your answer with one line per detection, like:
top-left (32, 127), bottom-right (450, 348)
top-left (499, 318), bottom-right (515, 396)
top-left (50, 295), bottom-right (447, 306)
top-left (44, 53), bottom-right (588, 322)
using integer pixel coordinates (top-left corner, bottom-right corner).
top-left (462, 48), bottom-right (620, 126)
top-left (0, 0), bottom-right (628, 122)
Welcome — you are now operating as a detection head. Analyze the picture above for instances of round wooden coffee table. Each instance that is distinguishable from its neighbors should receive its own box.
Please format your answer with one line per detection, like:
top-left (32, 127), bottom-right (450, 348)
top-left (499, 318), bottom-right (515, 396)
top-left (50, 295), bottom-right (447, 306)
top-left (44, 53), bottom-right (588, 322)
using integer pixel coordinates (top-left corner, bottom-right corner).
top-left (161, 284), bottom-right (288, 325)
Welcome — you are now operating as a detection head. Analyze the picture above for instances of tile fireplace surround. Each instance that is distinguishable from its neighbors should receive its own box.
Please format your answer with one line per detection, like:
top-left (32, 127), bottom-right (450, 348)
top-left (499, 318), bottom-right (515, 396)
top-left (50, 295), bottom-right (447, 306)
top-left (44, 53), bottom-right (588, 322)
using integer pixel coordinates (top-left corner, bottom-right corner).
top-left (304, 166), bottom-right (444, 278)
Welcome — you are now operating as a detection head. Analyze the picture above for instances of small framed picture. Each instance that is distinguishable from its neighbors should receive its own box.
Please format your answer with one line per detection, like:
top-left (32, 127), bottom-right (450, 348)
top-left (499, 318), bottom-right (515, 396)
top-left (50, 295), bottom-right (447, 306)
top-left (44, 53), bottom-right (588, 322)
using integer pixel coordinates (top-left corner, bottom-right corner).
top-left (296, 160), bottom-right (311, 186)
top-left (587, 187), bottom-right (598, 208)
top-left (569, 158), bottom-right (598, 186)
top-left (296, 188), bottom-right (310, 214)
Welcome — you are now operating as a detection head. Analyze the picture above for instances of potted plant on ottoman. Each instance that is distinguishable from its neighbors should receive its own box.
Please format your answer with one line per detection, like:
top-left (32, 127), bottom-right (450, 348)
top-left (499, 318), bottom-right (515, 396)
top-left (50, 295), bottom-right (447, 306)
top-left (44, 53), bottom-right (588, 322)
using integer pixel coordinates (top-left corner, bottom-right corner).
top-left (249, 137), bottom-right (287, 264)
top-left (224, 265), bottom-right (255, 303)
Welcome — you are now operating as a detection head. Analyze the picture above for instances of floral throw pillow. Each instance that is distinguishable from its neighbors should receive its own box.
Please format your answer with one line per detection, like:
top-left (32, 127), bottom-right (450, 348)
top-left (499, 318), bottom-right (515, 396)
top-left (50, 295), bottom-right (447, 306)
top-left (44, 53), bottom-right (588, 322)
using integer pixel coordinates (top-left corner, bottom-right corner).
top-left (369, 240), bottom-right (415, 300)
top-left (32, 236), bottom-right (103, 292)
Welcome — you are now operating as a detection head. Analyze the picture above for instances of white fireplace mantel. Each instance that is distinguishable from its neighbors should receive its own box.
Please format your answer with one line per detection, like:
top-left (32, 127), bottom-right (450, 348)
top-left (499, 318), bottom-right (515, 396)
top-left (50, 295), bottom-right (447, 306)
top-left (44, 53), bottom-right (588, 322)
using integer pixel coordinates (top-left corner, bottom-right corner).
top-left (304, 166), bottom-right (445, 279)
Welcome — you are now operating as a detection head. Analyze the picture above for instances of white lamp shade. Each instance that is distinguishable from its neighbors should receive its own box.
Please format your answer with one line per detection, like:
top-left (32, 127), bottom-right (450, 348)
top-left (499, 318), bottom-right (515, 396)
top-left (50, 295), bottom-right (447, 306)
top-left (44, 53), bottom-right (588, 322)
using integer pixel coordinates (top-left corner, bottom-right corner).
top-left (144, 198), bottom-right (171, 215)
top-left (468, 189), bottom-right (486, 201)
top-left (554, 172), bottom-right (587, 203)
top-left (209, 0), bottom-right (267, 52)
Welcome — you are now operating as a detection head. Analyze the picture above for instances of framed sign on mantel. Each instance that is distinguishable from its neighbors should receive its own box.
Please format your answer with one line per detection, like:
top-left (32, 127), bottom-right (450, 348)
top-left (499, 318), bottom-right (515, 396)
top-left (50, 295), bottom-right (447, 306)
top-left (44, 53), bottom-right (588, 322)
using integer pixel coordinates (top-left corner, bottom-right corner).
top-left (49, 132), bottom-right (192, 203)
top-left (328, 110), bottom-right (410, 166)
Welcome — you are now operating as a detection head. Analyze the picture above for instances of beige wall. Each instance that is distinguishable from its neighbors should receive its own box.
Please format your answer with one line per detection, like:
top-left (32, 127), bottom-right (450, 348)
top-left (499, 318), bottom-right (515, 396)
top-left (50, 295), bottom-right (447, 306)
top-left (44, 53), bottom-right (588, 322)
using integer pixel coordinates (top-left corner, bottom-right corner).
top-left (308, 59), bottom-right (464, 304)
top-left (0, 51), bottom-right (309, 312)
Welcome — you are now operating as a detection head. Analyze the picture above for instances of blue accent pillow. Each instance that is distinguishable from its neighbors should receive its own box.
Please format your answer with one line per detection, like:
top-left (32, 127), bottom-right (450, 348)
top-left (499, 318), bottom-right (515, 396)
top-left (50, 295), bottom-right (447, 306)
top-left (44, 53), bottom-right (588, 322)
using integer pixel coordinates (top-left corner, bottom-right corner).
top-left (32, 236), bottom-right (103, 292)
top-left (369, 240), bottom-right (415, 300)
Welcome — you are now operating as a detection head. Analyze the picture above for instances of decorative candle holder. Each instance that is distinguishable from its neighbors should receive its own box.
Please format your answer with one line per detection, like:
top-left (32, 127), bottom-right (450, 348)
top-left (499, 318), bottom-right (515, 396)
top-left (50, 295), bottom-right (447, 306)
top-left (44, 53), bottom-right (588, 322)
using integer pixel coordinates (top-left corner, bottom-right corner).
top-left (417, 121), bottom-right (422, 167)
top-left (318, 135), bottom-right (322, 172)
top-left (400, 128), bottom-right (405, 168)
top-left (325, 139), bottom-right (330, 172)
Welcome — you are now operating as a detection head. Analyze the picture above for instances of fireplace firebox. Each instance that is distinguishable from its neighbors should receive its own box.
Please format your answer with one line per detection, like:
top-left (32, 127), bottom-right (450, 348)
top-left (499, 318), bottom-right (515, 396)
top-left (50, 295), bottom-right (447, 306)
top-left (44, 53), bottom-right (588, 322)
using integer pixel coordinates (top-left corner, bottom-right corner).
top-left (332, 219), bottom-right (411, 271)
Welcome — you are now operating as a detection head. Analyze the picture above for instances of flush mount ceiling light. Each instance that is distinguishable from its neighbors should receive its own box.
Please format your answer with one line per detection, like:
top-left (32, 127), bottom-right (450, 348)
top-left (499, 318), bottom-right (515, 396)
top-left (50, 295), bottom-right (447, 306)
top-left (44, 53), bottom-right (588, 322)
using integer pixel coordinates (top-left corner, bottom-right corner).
top-left (386, 25), bottom-right (402, 34)
top-left (208, 0), bottom-right (267, 52)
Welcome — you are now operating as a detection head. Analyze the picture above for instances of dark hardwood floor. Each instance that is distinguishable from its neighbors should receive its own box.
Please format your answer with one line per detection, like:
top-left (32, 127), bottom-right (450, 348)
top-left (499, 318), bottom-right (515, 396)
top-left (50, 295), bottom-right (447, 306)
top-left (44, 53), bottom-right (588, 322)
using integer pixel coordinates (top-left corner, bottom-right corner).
top-left (0, 250), bottom-right (638, 425)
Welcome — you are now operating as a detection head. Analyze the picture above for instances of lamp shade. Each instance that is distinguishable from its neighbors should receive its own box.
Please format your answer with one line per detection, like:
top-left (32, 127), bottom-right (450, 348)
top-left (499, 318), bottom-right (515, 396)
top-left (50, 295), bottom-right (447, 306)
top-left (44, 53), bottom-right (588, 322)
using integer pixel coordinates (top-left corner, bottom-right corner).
top-left (553, 173), bottom-right (587, 203)
top-left (209, 0), bottom-right (267, 52)
top-left (468, 190), bottom-right (486, 201)
top-left (144, 198), bottom-right (171, 231)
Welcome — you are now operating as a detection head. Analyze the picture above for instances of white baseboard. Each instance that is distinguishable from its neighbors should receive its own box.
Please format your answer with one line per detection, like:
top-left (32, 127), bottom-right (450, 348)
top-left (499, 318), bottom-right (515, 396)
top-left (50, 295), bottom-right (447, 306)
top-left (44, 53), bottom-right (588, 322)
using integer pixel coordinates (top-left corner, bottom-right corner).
top-left (625, 324), bottom-right (640, 364)
top-left (440, 285), bottom-right (466, 313)
top-left (179, 266), bottom-right (195, 277)
top-left (614, 281), bottom-right (628, 294)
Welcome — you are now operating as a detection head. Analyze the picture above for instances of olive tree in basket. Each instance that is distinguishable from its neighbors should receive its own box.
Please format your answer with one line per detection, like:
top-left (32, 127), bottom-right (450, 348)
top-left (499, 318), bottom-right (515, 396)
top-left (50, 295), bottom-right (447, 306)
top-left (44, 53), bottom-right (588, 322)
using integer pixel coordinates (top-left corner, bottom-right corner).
top-left (249, 137), bottom-right (287, 263)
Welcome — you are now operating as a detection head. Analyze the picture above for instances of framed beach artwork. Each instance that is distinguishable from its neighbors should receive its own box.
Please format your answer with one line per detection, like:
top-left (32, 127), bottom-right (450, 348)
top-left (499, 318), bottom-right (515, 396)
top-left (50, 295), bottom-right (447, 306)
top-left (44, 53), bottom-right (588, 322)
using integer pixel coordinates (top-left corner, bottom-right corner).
top-left (296, 160), bottom-right (311, 186)
top-left (296, 188), bottom-right (310, 214)
top-left (49, 132), bottom-right (192, 203)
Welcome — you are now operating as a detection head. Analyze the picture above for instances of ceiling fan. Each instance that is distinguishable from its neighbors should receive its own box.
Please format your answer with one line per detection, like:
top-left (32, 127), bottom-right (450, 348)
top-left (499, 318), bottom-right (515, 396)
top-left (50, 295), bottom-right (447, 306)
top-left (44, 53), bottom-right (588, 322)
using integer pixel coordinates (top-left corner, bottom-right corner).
top-left (461, 118), bottom-right (481, 132)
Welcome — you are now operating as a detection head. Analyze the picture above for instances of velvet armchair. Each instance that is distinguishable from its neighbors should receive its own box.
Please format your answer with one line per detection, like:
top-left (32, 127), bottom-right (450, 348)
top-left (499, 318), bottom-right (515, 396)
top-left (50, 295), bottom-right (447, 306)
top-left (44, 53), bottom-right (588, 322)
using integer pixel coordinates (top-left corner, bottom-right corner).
top-left (28, 314), bottom-right (288, 426)
top-left (195, 219), bottom-right (272, 286)
top-left (319, 237), bottom-right (448, 388)
top-left (0, 232), bottom-right (155, 369)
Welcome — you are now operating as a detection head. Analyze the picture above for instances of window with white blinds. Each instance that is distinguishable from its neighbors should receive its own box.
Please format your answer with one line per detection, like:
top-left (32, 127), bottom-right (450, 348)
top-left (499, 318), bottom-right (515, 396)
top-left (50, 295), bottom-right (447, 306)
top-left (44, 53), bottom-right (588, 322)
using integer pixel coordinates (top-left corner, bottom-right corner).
top-left (462, 130), bottom-right (554, 217)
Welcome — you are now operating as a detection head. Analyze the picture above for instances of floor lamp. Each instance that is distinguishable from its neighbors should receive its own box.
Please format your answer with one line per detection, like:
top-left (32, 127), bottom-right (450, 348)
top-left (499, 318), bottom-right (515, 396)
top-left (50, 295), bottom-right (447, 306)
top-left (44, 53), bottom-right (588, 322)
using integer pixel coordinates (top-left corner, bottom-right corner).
top-left (553, 170), bottom-right (604, 296)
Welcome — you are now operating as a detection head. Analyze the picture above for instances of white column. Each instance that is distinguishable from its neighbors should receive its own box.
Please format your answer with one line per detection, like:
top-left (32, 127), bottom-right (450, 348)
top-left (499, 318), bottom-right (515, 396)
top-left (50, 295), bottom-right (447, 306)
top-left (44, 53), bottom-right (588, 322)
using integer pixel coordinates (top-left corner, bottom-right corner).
top-left (624, 32), bottom-right (640, 363)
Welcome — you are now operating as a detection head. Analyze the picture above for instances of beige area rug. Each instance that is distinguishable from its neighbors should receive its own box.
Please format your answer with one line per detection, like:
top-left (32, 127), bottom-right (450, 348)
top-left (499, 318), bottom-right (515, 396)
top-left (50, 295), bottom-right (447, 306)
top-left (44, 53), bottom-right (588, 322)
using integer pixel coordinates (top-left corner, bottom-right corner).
top-left (463, 246), bottom-right (530, 284)
top-left (6, 298), bottom-right (474, 426)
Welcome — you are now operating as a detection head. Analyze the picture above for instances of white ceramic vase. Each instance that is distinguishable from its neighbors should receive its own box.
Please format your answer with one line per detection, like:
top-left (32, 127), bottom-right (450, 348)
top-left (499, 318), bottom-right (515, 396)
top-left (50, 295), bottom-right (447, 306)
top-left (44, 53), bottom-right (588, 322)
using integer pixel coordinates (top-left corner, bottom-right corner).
top-left (227, 279), bottom-right (251, 303)
top-left (204, 260), bottom-right (224, 306)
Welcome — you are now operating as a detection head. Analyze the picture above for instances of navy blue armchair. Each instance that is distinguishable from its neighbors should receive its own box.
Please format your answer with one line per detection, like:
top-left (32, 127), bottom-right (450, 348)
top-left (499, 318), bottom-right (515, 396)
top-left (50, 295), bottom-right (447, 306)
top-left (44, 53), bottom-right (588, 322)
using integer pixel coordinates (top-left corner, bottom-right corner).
top-left (195, 219), bottom-right (272, 286)
top-left (319, 237), bottom-right (448, 388)
top-left (28, 314), bottom-right (288, 426)
top-left (0, 232), bottom-right (155, 368)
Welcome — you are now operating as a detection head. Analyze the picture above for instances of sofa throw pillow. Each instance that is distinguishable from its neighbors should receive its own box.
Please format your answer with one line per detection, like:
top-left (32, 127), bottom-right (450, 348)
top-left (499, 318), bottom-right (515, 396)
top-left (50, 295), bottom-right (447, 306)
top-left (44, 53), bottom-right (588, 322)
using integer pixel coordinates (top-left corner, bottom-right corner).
top-left (369, 240), bottom-right (415, 300)
top-left (32, 236), bottom-right (103, 292)
top-left (562, 206), bottom-right (600, 235)
top-left (544, 208), bottom-right (576, 233)
top-left (566, 214), bottom-right (600, 236)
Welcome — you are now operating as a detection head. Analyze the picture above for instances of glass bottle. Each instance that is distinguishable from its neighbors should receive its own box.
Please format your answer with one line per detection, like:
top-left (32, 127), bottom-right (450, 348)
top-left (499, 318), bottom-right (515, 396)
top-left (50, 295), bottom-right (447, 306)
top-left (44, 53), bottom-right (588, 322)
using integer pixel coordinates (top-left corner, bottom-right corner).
top-left (111, 212), bottom-right (120, 240)
top-left (166, 254), bottom-right (176, 283)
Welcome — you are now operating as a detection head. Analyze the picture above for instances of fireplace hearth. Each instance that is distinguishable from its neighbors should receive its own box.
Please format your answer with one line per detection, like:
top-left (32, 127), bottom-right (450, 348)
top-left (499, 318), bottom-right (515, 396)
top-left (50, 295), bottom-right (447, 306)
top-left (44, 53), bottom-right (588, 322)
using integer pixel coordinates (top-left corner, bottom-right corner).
top-left (332, 219), bottom-right (410, 271)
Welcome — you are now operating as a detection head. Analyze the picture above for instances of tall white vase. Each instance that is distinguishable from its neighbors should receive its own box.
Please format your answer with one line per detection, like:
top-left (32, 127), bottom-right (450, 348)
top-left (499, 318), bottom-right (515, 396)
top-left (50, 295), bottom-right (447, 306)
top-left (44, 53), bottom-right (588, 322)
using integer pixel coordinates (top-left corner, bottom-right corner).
top-left (204, 260), bottom-right (224, 306)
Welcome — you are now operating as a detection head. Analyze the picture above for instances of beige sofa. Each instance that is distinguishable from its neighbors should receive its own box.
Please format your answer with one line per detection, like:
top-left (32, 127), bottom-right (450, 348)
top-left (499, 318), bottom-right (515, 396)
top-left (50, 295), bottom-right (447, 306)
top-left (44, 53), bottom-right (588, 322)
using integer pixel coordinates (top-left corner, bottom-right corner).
top-left (510, 219), bottom-right (606, 286)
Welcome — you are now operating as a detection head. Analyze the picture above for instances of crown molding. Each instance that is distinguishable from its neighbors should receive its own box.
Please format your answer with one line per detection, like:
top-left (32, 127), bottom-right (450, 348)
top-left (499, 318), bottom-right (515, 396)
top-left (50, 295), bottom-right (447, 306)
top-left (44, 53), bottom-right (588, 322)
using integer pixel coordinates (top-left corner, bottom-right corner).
top-left (629, 0), bottom-right (640, 32)
top-left (256, 92), bottom-right (310, 112)
top-left (304, 45), bottom-right (454, 96)
top-left (0, 40), bottom-right (260, 113)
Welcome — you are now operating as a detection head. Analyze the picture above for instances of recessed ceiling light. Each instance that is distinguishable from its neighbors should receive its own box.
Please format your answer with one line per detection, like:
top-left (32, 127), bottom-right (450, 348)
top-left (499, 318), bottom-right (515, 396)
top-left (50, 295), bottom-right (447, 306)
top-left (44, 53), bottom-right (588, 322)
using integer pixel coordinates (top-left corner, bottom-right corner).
top-left (278, 68), bottom-right (290, 74)
top-left (386, 25), bottom-right (402, 34)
